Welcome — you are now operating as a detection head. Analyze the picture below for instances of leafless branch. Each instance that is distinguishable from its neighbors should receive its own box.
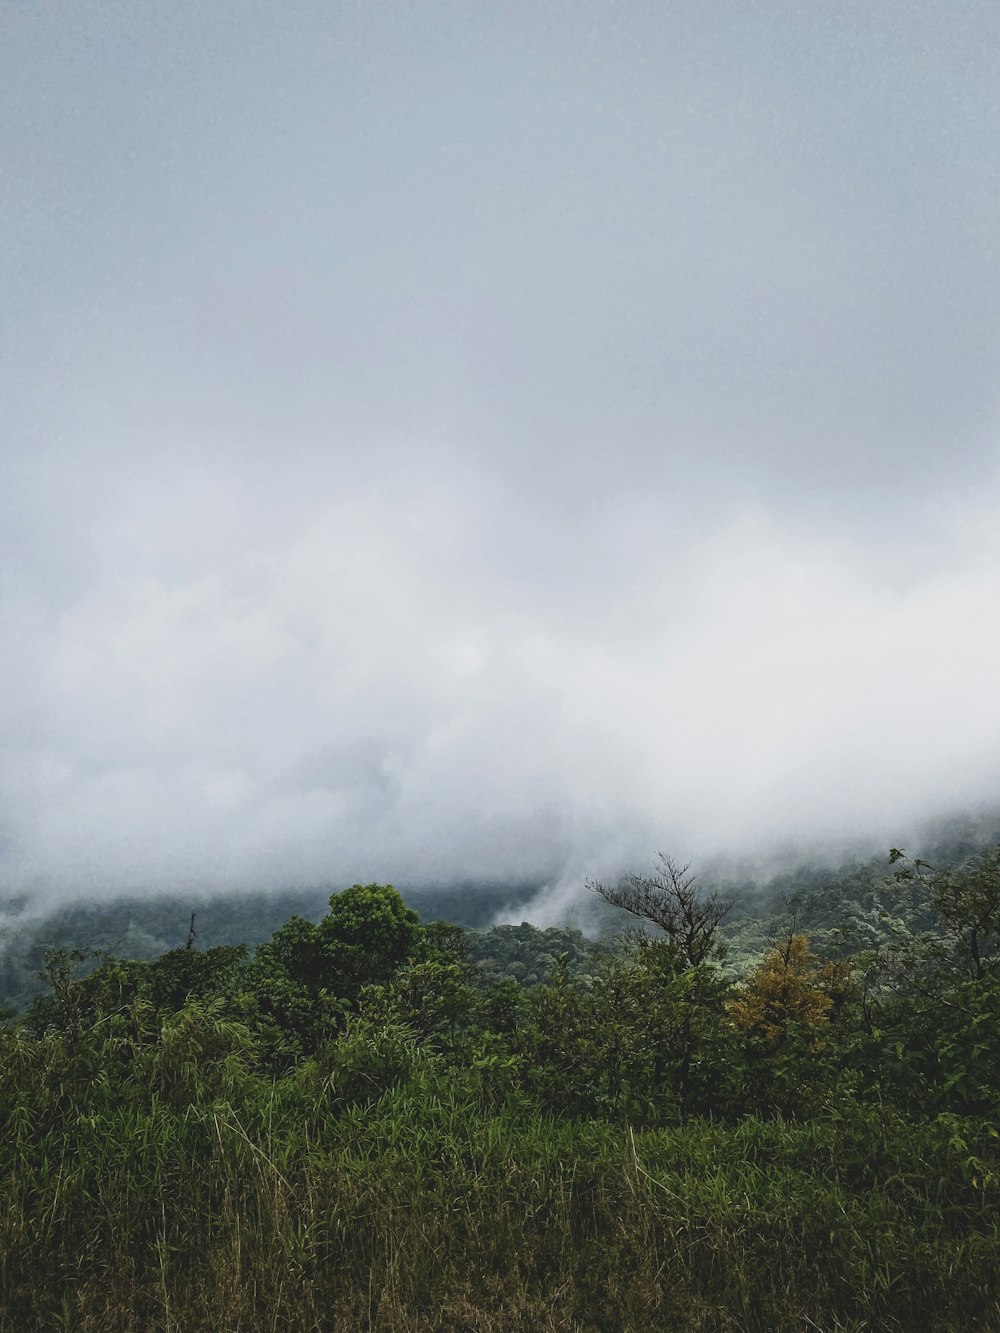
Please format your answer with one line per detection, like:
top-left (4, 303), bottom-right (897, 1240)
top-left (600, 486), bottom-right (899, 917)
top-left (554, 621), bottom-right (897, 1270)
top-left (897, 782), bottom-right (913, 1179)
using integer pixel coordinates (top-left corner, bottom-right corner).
top-left (587, 853), bottom-right (730, 966)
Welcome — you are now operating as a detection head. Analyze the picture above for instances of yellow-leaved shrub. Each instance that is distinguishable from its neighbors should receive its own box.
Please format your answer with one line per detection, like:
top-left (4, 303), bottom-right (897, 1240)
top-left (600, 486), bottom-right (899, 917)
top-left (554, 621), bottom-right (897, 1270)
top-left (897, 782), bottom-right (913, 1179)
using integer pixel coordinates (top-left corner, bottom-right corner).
top-left (727, 934), bottom-right (836, 1044)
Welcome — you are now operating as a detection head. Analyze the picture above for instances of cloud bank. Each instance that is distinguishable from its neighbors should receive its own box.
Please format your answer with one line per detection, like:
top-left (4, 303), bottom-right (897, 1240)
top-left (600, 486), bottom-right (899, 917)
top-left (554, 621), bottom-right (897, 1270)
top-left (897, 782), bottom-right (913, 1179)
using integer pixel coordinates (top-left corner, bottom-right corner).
top-left (3, 440), bottom-right (999, 901)
top-left (2, 2), bottom-right (999, 903)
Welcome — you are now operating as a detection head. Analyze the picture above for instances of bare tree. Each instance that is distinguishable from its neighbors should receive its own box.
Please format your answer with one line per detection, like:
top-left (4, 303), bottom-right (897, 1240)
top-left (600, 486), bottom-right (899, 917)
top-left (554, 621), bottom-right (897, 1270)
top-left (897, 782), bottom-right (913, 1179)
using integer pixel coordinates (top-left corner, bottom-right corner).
top-left (588, 853), bottom-right (730, 966)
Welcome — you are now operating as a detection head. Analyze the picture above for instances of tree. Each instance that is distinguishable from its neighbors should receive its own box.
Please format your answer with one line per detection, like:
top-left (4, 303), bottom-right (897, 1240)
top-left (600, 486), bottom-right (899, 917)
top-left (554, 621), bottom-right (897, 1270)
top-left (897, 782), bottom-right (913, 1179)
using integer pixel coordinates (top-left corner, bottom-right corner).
top-left (927, 849), bottom-right (1000, 982)
top-left (316, 883), bottom-right (422, 999)
top-left (726, 933), bottom-right (857, 1117)
top-left (231, 884), bottom-right (423, 1066)
top-left (728, 934), bottom-right (836, 1044)
top-left (583, 858), bottom-right (735, 1120)
top-left (587, 854), bottom-right (730, 967)
top-left (145, 944), bottom-right (248, 1011)
top-left (864, 848), bottom-right (1000, 1113)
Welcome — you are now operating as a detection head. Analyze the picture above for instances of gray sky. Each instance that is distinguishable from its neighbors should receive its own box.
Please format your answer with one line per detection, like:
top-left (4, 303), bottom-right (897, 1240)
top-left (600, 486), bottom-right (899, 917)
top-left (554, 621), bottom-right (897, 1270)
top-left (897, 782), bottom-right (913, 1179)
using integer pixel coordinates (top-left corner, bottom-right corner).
top-left (2, 1), bottom-right (999, 901)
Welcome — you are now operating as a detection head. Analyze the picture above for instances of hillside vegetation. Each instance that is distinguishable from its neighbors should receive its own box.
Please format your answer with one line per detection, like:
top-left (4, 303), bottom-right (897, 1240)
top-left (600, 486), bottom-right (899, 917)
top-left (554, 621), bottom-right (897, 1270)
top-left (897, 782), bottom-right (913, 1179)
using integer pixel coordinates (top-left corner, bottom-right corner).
top-left (1, 848), bottom-right (998, 1330)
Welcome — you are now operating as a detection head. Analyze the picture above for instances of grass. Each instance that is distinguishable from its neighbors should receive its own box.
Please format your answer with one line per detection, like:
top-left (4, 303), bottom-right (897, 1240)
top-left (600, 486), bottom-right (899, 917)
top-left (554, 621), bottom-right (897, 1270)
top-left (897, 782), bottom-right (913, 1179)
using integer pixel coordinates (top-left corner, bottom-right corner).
top-left (0, 1053), bottom-right (997, 1332)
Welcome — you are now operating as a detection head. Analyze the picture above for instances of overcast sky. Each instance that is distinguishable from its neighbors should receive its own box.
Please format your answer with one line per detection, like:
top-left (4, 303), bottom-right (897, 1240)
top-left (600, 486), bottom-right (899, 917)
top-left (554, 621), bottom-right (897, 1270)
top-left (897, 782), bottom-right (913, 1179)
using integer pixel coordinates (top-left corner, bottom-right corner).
top-left (2, 1), bottom-right (999, 903)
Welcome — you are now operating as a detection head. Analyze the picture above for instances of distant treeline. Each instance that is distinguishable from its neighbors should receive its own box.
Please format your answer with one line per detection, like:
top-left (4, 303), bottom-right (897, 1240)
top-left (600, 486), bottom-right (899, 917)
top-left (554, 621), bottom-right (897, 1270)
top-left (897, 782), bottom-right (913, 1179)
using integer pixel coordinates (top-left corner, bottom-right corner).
top-left (0, 880), bottom-right (548, 1015)
top-left (3, 819), bottom-right (998, 1013)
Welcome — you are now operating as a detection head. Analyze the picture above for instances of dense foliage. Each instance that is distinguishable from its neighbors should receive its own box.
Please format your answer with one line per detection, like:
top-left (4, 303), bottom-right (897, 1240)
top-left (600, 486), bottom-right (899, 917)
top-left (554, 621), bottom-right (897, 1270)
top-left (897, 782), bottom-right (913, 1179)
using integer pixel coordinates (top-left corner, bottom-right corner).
top-left (1, 850), bottom-right (999, 1330)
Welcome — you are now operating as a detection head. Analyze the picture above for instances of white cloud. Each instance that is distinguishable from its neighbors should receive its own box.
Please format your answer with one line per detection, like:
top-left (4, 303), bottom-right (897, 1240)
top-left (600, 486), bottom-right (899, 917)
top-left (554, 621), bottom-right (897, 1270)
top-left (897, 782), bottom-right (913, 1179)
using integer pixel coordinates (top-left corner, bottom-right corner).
top-left (3, 451), bottom-right (999, 902)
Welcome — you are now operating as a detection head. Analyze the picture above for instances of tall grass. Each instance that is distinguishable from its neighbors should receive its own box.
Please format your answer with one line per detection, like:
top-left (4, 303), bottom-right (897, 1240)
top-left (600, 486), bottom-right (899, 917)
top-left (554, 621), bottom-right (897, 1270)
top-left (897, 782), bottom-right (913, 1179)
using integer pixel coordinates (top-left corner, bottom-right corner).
top-left (0, 1016), bottom-right (997, 1332)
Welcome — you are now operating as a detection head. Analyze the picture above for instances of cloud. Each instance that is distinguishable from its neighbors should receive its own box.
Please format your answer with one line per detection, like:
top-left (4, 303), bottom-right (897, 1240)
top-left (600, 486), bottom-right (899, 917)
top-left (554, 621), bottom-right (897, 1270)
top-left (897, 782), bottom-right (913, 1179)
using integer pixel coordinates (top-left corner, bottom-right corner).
top-left (2, 1), bottom-right (999, 904)
top-left (2, 439), bottom-right (999, 902)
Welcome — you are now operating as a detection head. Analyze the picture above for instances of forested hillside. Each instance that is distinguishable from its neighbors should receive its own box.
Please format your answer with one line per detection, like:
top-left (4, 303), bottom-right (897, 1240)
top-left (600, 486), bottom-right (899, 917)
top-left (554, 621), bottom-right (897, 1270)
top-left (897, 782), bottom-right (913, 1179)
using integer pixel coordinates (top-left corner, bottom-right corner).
top-left (5, 823), bottom-right (997, 1012)
top-left (1, 846), bottom-right (998, 1329)
top-left (0, 880), bottom-right (545, 1016)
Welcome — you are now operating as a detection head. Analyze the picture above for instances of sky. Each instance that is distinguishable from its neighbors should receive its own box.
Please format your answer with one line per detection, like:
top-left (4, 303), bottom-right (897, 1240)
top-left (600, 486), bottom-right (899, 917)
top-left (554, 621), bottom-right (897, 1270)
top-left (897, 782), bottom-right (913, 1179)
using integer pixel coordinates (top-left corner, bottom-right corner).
top-left (2, 1), bottom-right (999, 905)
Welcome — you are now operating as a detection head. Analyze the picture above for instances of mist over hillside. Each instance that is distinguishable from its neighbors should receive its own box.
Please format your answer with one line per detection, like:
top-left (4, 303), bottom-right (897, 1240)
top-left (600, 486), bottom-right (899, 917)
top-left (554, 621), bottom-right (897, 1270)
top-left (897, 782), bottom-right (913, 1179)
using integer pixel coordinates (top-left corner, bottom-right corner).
top-left (4, 807), bottom-right (998, 1015)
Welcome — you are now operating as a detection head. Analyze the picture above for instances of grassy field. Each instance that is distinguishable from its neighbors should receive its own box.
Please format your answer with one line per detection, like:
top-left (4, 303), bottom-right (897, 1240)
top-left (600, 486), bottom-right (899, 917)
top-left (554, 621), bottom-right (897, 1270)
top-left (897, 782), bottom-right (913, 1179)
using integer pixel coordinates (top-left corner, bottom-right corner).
top-left (1, 1053), bottom-right (997, 1332)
